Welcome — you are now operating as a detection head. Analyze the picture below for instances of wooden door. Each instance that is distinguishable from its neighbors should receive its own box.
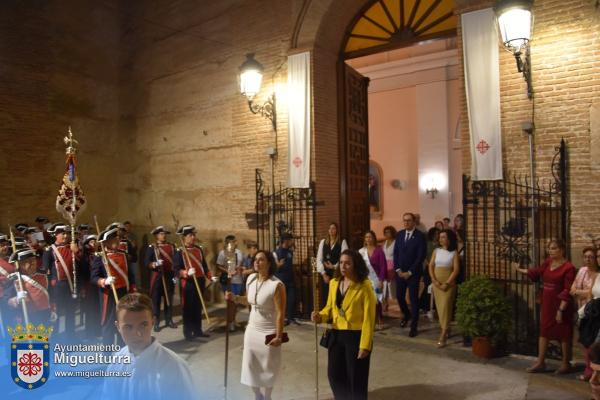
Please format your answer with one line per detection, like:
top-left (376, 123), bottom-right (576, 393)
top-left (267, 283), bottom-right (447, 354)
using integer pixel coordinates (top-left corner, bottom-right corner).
top-left (339, 63), bottom-right (370, 249)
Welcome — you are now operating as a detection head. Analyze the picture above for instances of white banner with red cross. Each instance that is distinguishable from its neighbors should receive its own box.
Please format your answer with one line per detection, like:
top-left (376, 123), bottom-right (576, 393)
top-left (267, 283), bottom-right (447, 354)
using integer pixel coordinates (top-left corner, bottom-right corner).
top-left (287, 51), bottom-right (311, 188)
top-left (462, 8), bottom-right (503, 181)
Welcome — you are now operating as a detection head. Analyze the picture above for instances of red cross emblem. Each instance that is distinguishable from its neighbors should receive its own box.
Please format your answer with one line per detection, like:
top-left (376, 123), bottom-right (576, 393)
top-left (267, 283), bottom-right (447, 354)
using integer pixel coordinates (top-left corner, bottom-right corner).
top-left (476, 140), bottom-right (490, 155)
top-left (18, 352), bottom-right (42, 377)
top-left (293, 157), bottom-right (302, 168)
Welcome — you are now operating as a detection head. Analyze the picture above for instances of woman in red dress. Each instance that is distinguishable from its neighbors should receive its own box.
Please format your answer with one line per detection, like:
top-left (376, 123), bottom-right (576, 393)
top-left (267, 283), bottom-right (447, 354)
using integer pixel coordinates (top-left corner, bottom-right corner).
top-left (514, 239), bottom-right (575, 373)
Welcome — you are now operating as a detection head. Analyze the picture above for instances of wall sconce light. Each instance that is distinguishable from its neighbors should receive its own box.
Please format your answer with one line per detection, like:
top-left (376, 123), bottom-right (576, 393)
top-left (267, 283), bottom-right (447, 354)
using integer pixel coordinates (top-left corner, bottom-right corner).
top-left (391, 179), bottom-right (406, 190)
top-left (426, 187), bottom-right (439, 199)
top-left (420, 172), bottom-right (445, 200)
top-left (495, 0), bottom-right (534, 99)
top-left (239, 53), bottom-right (277, 131)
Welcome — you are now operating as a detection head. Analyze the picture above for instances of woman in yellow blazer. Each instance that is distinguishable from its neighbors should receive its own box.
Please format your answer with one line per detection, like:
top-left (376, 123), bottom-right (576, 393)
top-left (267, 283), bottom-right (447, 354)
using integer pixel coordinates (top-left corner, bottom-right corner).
top-left (311, 249), bottom-right (376, 400)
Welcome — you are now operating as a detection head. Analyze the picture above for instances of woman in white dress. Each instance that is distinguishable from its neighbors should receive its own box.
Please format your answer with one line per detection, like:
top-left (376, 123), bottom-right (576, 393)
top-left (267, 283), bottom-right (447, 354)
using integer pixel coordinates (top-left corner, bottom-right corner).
top-left (226, 250), bottom-right (286, 400)
top-left (382, 226), bottom-right (396, 313)
top-left (359, 231), bottom-right (386, 328)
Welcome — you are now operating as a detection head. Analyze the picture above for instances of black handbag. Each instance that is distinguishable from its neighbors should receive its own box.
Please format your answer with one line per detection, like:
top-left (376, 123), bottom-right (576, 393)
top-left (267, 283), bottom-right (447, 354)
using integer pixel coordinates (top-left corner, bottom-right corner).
top-left (320, 328), bottom-right (334, 349)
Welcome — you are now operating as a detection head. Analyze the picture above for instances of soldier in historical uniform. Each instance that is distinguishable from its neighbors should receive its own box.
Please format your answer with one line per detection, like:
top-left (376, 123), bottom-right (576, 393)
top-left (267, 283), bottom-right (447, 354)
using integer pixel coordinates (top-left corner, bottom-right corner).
top-left (173, 225), bottom-right (212, 340)
top-left (0, 233), bottom-right (16, 326)
top-left (5, 248), bottom-right (51, 326)
top-left (80, 235), bottom-right (100, 339)
top-left (106, 222), bottom-right (138, 265)
top-left (14, 223), bottom-right (29, 235)
top-left (91, 227), bottom-right (136, 345)
top-left (34, 216), bottom-right (52, 245)
top-left (23, 227), bottom-right (45, 270)
top-left (144, 226), bottom-right (177, 332)
top-left (43, 223), bottom-right (80, 338)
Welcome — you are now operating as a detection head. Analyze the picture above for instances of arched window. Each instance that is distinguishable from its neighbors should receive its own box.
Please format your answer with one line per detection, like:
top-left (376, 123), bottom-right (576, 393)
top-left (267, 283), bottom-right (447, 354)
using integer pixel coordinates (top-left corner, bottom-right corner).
top-left (344, 0), bottom-right (457, 58)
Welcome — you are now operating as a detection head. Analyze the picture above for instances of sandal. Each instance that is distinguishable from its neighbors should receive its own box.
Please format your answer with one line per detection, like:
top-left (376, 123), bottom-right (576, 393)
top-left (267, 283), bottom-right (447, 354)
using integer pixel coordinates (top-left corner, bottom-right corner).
top-left (576, 374), bottom-right (590, 381)
top-left (555, 365), bottom-right (572, 375)
top-left (526, 363), bottom-right (548, 373)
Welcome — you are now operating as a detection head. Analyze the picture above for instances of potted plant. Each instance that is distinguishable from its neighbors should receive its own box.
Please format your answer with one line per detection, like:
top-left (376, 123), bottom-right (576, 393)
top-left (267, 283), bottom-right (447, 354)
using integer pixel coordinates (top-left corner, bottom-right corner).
top-left (455, 276), bottom-right (512, 358)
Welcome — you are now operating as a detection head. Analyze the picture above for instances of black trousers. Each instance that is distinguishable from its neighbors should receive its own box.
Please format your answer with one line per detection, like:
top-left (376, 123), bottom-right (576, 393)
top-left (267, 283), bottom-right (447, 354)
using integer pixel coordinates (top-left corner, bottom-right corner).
top-left (150, 272), bottom-right (175, 323)
top-left (100, 287), bottom-right (127, 346)
top-left (396, 275), bottom-right (420, 329)
top-left (81, 282), bottom-right (100, 339)
top-left (284, 283), bottom-right (296, 321)
top-left (182, 277), bottom-right (205, 338)
top-left (328, 330), bottom-right (370, 400)
top-left (321, 280), bottom-right (330, 309)
top-left (55, 280), bottom-right (76, 337)
top-left (419, 268), bottom-right (432, 312)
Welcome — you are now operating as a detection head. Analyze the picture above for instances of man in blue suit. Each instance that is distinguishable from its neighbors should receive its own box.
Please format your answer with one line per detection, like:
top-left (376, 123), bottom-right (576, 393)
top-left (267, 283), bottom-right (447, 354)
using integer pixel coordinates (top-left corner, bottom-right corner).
top-left (393, 212), bottom-right (426, 337)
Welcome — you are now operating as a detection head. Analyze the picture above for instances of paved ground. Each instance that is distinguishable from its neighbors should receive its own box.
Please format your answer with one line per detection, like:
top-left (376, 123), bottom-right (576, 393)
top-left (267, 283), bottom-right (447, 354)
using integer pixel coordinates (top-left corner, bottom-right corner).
top-left (154, 303), bottom-right (592, 400)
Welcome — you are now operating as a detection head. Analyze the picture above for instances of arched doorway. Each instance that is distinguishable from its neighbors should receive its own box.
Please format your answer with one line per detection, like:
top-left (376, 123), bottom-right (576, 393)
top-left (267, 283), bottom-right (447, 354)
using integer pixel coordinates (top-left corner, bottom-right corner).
top-left (294, 0), bottom-right (460, 247)
top-left (340, 0), bottom-right (459, 247)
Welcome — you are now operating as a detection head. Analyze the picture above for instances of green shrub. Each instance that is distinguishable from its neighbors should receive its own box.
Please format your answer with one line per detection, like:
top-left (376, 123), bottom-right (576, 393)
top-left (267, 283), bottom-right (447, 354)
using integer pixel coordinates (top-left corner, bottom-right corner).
top-left (455, 276), bottom-right (512, 341)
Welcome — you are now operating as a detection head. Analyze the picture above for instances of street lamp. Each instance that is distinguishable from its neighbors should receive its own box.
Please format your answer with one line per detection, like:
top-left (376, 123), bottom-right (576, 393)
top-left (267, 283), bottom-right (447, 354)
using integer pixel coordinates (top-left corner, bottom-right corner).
top-left (494, 0), bottom-right (534, 98)
top-left (239, 53), bottom-right (277, 131)
top-left (239, 53), bottom-right (278, 250)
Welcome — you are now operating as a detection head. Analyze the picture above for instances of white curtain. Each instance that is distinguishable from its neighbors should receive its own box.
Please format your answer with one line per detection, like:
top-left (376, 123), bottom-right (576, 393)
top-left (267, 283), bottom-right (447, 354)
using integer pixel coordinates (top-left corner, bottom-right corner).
top-left (287, 51), bottom-right (311, 188)
top-left (462, 8), bottom-right (503, 181)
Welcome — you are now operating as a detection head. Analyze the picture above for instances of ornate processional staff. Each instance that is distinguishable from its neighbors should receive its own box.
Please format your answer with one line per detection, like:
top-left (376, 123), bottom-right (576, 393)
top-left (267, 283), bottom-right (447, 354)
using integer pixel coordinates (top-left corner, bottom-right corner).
top-left (311, 257), bottom-right (320, 400)
top-left (148, 212), bottom-right (170, 308)
top-left (172, 215), bottom-right (211, 325)
top-left (55, 127), bottom-right (87, 298)
top-left (224, 241), bottom-right (236, 398)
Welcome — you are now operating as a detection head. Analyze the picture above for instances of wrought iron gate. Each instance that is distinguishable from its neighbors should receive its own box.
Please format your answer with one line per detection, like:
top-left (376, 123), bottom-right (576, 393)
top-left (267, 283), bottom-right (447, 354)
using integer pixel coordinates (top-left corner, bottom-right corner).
top-left (463, 140), bottom-right (568, 355)
top-left (255, 169), bottom-right (318, 319)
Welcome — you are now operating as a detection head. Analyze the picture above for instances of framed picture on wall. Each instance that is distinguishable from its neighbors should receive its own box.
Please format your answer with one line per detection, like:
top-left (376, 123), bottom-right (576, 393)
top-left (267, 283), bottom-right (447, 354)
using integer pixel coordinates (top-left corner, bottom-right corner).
top-left (369, 160), bottom-right (383, 219)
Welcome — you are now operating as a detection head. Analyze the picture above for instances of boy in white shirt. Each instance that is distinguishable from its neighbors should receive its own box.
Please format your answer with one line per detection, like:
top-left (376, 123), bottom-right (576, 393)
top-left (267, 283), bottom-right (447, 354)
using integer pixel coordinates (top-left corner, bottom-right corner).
top-left (103, 293), bottom-right (198, 399)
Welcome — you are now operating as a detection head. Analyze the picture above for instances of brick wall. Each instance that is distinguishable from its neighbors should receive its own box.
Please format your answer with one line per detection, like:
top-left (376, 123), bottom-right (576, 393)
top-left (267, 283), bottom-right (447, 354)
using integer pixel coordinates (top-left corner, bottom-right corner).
top-left (0, 0), bottom-right (122, 229)
top-left (116, 0), bottom-right (295, 260)
top-left (456, 0), bottom-right (600, 260)
top-left (4, 0), bottom-right (597, 265)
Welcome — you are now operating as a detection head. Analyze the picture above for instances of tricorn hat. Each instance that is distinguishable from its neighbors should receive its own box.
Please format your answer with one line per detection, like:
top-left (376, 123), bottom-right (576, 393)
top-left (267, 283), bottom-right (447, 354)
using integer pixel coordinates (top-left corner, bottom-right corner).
top-left (9, 237), bottom-right (27, 249)
top-left (98, 228), bottom-right (119, 243)
top-left (105, 222), bottom-right (125, 231)
top-left (176, 225), bottom-right (196, 236)
top-left (151, 226), bottom-right (171, 235)
top-left (48, 223), bottom-right (71, 234)
top-left (83, 235), bottom-right (98, 245)
top-left (8, 248), bottom-right (38, 264)
top-left (15, 223), bottom-right (29, 233)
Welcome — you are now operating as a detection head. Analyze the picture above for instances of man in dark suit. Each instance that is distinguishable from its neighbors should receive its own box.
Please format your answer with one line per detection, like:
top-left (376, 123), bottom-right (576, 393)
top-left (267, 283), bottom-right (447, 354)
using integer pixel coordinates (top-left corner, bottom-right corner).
top-left (393, 212), bottom-right (426, 337)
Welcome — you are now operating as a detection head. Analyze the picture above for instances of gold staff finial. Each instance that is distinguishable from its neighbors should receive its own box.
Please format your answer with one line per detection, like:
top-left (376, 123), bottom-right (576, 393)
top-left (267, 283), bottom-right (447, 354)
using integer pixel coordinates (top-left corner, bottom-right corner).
top-left (64, 126), bottom-right (78, 155)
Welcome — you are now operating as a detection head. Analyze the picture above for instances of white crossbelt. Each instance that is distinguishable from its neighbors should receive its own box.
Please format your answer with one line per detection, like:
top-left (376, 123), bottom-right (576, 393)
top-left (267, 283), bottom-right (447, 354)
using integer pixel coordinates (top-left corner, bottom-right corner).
top-left (107, 256), bottom-right (129, 292)
top-left (51, 245), bottom-right (74, 294)
top-left (158, 246), bottom-right (173, 264)
top-left (21, 274), bottom-right (50, 303)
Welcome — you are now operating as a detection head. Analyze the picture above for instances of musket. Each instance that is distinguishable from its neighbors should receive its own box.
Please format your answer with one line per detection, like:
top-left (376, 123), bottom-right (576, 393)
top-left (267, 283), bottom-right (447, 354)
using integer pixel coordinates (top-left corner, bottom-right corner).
top-left (0, 301), bottom-right (4, 339)
top-left (8, 226), bottom-right (29, 326)
top-left (148, 212), bottom-right (170, 308)
top-left (178, 237), bottom-right (211, 326)
top-left (70, 221), bottom-right (78, 299)
top-left (224, 241), bottom-right (236, 398)
top-left (311, 257), bottom-right (319, 400)
top-left (172, 215), bottom-right (211, 325)
top-left (152, 244), bottom-right (171, 308)
top-left (93, 216), bottom-right (119, 303)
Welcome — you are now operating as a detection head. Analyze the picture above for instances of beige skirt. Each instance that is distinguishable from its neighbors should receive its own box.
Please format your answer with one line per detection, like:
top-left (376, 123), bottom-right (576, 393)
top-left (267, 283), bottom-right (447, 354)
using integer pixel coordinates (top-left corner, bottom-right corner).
top-left (432, 267), bottom-right (457, 330)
